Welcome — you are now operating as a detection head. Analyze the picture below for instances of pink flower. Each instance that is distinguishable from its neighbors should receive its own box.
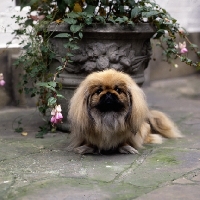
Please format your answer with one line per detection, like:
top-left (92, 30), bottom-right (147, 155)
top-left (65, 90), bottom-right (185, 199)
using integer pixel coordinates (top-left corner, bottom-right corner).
top-left (179, 41), bottom-right (188, 54)
top-left (0, 73), bottom-right (5, 86)
top-left (178, 28), bottom-right (184, 34)
top-left (0, 80), bottom-right (5, 86)
top-left (180, 48), bottom-right (188, 54)
top-left (50, 105), bottom-right (63, 125)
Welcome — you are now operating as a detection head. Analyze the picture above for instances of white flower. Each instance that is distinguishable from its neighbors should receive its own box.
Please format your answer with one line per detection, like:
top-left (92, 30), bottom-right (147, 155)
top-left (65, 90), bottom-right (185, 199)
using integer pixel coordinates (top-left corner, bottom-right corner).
top-left (174, 43), bottom-right (179, 49)
top-left (174, 64), bottom-right (178, 68)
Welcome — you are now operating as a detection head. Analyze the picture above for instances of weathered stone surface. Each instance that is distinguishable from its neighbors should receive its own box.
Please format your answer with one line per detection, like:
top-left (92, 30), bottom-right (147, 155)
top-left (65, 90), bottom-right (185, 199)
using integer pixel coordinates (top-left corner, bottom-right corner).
top-left (172, 177), bottom-right (193, 184)
top-left (192, 174), bottom-right (200, 182)
top-left (135, 185), bottom-right (200, 200)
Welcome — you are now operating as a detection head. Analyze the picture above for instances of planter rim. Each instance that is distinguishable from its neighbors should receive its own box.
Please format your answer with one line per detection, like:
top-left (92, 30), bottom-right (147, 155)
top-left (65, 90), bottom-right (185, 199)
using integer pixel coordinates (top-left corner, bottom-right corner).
top-left (48, 22), bottom-right (156, 34)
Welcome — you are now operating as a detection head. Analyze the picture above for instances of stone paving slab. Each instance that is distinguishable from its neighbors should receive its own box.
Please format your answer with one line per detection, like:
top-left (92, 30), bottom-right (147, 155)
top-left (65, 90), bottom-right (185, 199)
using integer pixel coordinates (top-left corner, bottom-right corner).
top-left (0, 74), bottom-right (200, 200)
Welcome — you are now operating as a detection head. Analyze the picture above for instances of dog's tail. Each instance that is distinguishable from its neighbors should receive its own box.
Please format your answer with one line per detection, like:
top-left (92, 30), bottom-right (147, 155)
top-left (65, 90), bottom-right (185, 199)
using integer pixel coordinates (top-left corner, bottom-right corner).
top-left (148, 110), bottom-right (183, 138)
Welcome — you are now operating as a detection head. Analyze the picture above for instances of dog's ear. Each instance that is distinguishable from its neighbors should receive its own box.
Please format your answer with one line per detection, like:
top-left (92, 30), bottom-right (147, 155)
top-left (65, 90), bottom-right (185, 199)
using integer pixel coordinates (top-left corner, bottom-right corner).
top-left (126, 81), bottom-right (148, 134)
top-left (68, 80), bottom-right (90, 134)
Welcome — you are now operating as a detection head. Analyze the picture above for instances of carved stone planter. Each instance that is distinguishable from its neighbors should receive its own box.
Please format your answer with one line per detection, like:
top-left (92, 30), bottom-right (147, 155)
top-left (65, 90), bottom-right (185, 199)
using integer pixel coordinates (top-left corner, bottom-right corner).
top-left (48, 23), bottom-right (155, 131)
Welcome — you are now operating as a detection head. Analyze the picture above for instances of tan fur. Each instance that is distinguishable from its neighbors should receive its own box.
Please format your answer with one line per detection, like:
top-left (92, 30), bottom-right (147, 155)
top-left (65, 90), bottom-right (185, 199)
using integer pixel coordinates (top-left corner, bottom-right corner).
top-left (67, 69), bottom-right (182, 154)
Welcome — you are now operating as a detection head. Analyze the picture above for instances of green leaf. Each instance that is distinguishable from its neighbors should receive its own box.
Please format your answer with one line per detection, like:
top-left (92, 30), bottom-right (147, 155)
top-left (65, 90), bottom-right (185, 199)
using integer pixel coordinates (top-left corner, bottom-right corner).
top-left (63, 18), bottom-right (77, 25)
top-left (36, 82), bottom-right (49, 87)
top-left (54, 33), bottom-right (71, 38)
top-left (23, 43), bottom-right (31, 50)
top-left (128, 0), bottom-right (136, 6)
top-left (131, 7), bottom-right (141, 19)
top-left (107, 18), bottom-right (116, 24)
top-left (142, 11), bottom-right (160, 18)
top-left (64, 42), bottom-right (79, 50)
top-left (64, 0), bottom-right (76, 7)
top-left (56, 94), bottom-right (65, 99)
top-left (85, 17), bottom-right (93, 25)
top-left (24, 19), bottom-right (34, 26)
top-left (180, 56), bottom-right (187, 62)
top-left (56, 66), bottom-right (63, 71)
top-left (79, 32), bottom-right (83, 39)
top-left (95, 16), bottom-right (105, 23)
top-left (171, 18), bottom-right (177, 24)
top-left (115, 17), bottom-right (125, 24)
top-left (186, 58), bottom-right (192, 64)
top-left (67, 12), bottom-right (80, 18)
top-left (35, 125), bottom-right (49, 138)
top-left (48, 97), bottom-right (57, 106)
top-left (123, 16), bottom-right (129, 21)
top-left (80, 12), bottom-right (93, 18)
top-left (6, 41), bottom-right (12, 45)
top-left (128, 21), bottom-right (135, 26)
top-left (47, 82), bottom-right (57, 88)
top-left (36, 82), bottom-right (57, 92)
top-left (154, 29), bottom-right (165, 39)
top-left (190, 44), bottom-right (198, 49)
top-left (66, 52), bottom-right (74, 57)
top-left (70, 24), bottom-right (82, 33)
top-left (83, 5), bottom-right (96, 14)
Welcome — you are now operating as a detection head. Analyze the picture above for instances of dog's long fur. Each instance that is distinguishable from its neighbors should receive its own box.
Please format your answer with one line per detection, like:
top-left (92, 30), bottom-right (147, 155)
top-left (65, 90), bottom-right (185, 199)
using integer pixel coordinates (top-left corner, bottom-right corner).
top-left (67, 69), bottom-right (182, 154)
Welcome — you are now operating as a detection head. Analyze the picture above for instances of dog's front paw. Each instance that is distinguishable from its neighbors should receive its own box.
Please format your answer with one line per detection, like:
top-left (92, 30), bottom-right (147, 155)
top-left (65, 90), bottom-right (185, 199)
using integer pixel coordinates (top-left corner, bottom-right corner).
top-left (118, 145), bottom-right (139, 154)
top-left (74, 145), bottom-right (95, 154)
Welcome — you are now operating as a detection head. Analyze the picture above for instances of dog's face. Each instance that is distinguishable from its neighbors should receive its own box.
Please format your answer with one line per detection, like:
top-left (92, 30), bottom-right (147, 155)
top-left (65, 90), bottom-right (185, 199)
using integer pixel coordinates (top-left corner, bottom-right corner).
top-left (83, 73), bottom-right (135, 136)
top-left (88, 82), bottom-right (130, 113)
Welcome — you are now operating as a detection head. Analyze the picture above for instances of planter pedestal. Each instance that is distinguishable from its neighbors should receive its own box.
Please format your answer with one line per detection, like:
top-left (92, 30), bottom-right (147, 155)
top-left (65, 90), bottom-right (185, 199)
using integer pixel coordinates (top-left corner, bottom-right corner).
top-left (48, 23), bottom-right (155, 132)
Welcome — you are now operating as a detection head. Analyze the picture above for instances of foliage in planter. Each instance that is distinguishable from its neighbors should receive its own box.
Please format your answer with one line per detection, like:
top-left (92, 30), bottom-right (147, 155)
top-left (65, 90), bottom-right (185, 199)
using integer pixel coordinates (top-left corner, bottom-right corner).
top-left (10, 0), bottom-right (200, 136)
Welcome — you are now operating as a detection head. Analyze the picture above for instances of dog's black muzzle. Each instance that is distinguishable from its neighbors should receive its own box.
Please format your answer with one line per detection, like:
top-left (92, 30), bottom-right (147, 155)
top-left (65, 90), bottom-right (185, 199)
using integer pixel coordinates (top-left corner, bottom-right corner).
top-left (96, 92), bottom-right (124, 112)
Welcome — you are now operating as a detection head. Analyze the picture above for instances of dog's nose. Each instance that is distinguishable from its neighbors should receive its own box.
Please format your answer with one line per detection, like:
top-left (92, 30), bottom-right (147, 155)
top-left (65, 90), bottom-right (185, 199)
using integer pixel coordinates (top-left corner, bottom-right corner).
top-left (106, 92), bottom-right (112, 98)
top-left (105, 92), bottom-right (114, 104)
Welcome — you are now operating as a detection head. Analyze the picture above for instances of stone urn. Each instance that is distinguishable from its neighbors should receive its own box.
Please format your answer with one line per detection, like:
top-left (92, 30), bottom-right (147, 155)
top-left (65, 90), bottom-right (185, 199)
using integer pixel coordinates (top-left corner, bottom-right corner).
top-left (48, 22), bottom-right (155, 132)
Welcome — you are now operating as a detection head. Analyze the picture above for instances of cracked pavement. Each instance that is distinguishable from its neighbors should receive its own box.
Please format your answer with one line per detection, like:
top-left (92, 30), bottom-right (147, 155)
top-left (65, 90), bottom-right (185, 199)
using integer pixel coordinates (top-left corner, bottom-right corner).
top-left (1, 74), bottom-right (200, 200)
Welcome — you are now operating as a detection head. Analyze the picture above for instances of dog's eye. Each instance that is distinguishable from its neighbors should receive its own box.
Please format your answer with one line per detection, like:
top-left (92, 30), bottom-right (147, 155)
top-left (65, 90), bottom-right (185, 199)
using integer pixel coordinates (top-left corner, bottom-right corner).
top-left (95, 88), bottom-right (103, 95)
top-left (114, 87), bottom-right (122, 94)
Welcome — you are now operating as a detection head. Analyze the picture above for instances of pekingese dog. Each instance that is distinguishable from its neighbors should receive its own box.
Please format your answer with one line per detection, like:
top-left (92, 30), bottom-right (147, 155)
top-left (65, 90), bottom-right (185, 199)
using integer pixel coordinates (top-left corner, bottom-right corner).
top-left (67, 69), bottom-right (182, 154)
